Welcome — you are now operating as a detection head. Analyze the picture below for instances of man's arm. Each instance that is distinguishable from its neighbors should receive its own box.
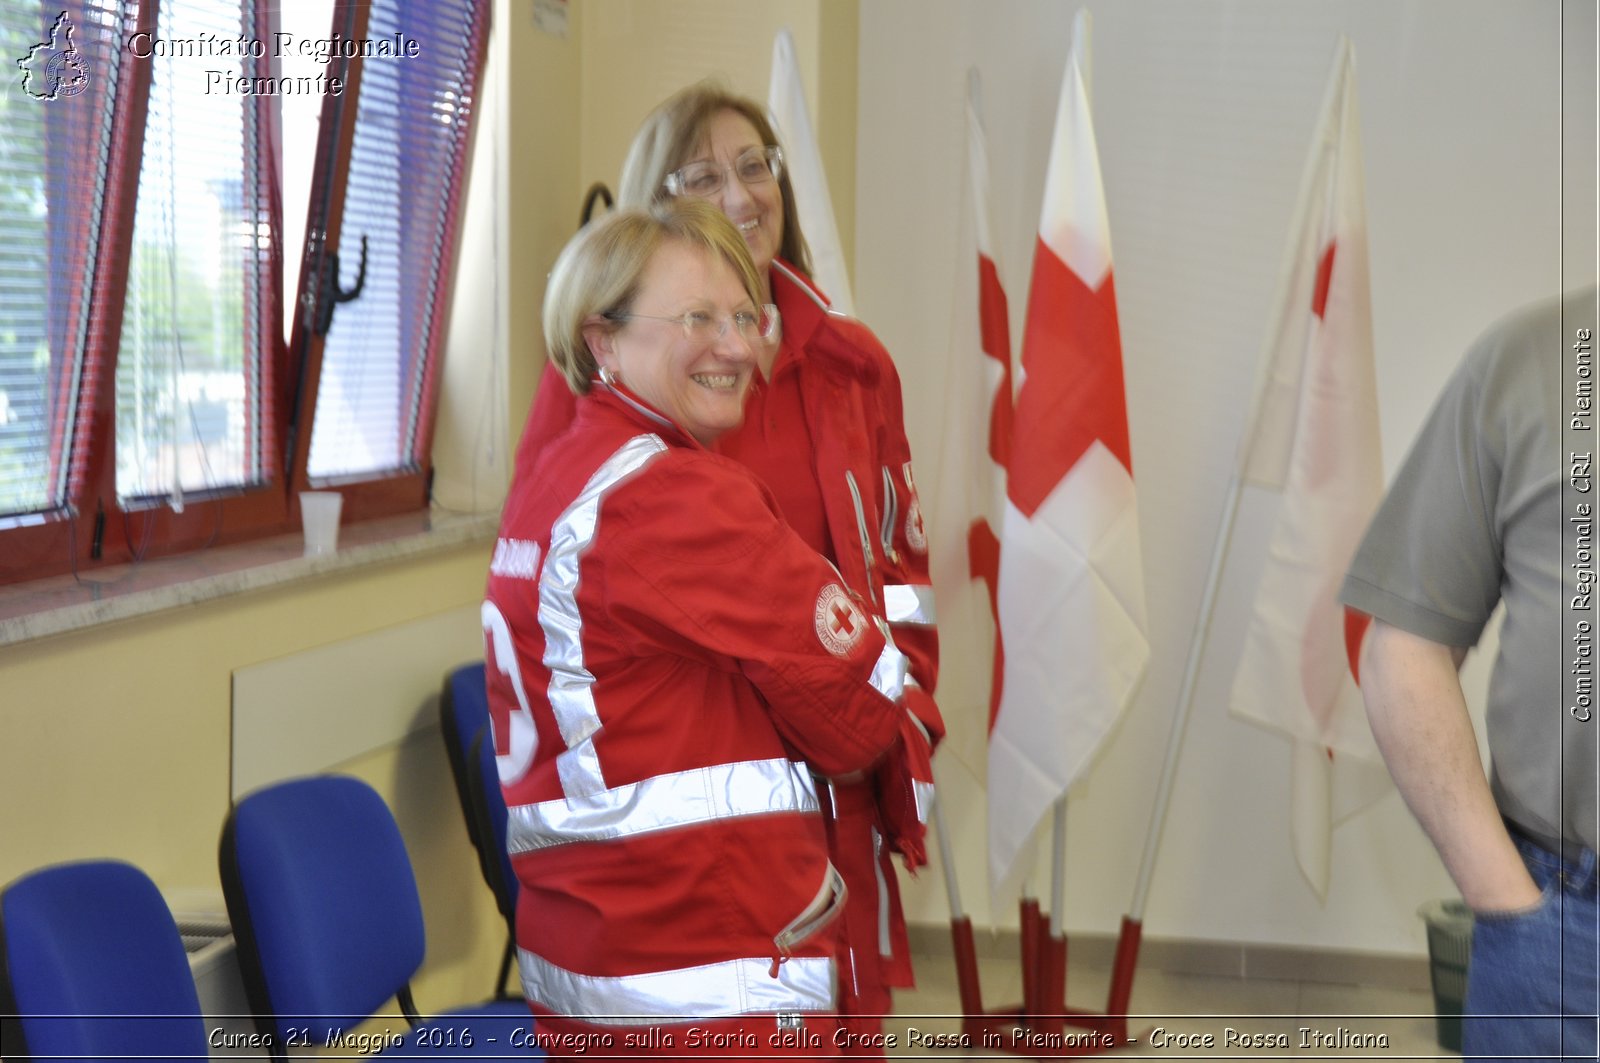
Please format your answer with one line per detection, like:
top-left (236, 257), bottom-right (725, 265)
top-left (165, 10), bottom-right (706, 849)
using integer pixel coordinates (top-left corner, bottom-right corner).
top-left (1359, 619), bottom-right (1542, 912)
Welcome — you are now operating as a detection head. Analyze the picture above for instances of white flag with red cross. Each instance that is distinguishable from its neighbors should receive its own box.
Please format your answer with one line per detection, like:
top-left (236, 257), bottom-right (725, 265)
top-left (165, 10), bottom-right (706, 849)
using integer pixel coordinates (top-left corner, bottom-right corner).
top-left (988, 11), bottom-right (1149, 895)
top-left (928, 70), bottom-right (1015, 779)
top-left (768, 28), bottom-right (854, 314)
top-left (1228, 36), bottom-right (1388, 899)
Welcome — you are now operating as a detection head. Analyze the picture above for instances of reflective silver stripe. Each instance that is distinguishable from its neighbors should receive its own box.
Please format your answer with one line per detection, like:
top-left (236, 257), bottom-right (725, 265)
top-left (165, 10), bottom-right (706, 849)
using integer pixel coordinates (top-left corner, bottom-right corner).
top-left (506, 758), bottom-right (819, 853)
top-left (868, 623), bottom-right (909, 703)
top-left (772, 259), bottom-right (833, 315)
top-left (883, 584), bottom-right (937, 626)
top-left (540, 434), bottom-right (668, 797)
top-left (518, 950), bottom-right (834, 1024)
top-left (901, 706), bottom-right (934, 823)
top-left (872, 829), bottom-right (892, 955)
top-left (912, 780), bottom-right (935, 825)
top-left (902, 701), bottom-right (931, 746)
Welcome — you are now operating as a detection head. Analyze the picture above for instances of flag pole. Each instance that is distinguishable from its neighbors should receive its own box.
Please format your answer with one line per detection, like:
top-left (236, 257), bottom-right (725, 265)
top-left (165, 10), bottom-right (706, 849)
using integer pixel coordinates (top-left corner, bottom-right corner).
top-left (932, 781), bottom-right (988, 1021)
top-left (1129, 473), bottom-right (1243, 919)
top-left (1103, 472), bottom-right (1245, 1022)
top-left (1110, 39), bottom-right (1357, 1016)
top-left (1039, 797), bottom-right (1069, 1035)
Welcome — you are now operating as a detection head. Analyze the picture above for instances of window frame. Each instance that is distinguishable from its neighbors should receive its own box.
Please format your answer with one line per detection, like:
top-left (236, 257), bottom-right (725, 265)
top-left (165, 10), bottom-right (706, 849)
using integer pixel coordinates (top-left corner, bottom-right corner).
top-left (0, 0), bottom-right (490, 585)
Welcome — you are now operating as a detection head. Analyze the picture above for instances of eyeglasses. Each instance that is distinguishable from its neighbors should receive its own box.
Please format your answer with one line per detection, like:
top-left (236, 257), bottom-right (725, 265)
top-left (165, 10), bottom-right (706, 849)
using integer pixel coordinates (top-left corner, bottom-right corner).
top-left (664, 146), bottom-right (784, 198)
top-left (611, 304), bottom-right (781, 344)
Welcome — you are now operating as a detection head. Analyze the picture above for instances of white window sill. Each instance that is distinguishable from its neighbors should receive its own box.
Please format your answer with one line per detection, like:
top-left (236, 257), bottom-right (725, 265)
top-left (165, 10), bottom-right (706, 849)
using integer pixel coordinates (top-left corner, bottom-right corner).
top-left (0, 508), bottom-right (498, 649)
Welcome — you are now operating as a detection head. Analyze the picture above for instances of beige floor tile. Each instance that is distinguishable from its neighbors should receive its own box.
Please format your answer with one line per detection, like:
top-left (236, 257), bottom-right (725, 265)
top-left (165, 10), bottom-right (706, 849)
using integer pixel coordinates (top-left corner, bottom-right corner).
top-left (887, 956), bottom-right (1455, 1061)
top-left (1293, 983), bottom-right (1455, 1059)
top-left (1126, 968), bottom-right (1302, 1018)
top-left (899, 953), bottom-right (1026, 1017)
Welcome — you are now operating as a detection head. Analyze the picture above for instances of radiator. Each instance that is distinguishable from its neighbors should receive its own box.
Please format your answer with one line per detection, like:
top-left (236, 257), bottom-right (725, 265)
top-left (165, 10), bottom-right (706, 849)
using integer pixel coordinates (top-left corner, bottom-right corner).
top-left (177, 915), bottom-right (262, 1060)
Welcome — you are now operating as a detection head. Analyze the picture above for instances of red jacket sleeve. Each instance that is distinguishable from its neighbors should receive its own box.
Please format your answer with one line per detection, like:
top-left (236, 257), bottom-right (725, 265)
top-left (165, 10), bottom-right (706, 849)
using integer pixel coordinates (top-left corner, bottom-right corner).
top-left (818, 318), bottom-right (945, 751)
top-left (603, 452), bottom-right (906, 778)
top-left (810, 314), bottom-right (944, 868)
top-left (867, 355), bottom-right (942, 867)
top-left (874, 356), bottom-right (944, 748)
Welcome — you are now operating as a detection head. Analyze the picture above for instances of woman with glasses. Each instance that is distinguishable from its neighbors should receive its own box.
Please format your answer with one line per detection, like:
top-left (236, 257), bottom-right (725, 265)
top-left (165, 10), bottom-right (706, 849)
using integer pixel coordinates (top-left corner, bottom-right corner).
top-left (486, 200), bottom-right (911, 1054)
top-left (521, 83), bottom-right (944, 1049)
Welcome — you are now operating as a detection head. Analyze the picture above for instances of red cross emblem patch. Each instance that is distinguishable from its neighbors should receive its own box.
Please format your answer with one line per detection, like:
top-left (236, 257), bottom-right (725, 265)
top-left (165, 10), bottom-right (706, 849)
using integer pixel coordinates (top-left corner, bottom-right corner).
top-left (814, 583), bottom-right (866, 658)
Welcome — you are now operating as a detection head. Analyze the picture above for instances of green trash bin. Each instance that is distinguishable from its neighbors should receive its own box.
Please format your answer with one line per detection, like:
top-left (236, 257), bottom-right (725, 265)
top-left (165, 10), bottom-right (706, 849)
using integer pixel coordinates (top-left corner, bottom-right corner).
top-left (1419, 899), bottom-right (1474, 1053)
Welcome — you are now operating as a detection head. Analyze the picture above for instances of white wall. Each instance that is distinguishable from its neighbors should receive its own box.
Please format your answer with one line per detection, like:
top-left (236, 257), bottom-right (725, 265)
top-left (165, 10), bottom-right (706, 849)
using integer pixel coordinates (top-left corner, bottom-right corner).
top-left (858, 0), bottom-right (1595, 955)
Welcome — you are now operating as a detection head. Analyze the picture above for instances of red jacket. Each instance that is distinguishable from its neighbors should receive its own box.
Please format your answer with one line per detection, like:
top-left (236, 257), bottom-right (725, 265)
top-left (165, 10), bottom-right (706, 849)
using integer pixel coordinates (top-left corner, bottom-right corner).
top-left (485, 384), bottom-right (906, 1029)
top-left (520, 263), bottom-right (943, 804)
top-left (739, 266), bottom-right (943, 1016)
top-left (516, 263), bottom-right (943, 1013)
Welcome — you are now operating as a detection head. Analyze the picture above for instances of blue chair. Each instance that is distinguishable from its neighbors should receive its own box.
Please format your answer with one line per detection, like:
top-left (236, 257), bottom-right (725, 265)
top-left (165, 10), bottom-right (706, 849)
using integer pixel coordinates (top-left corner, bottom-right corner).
top-left (219, 774), bottom-right (536, 1059)
top-left (440, 661), bottom-right (520, 997)
top-left (0, 860), bottom-right (209, 1061)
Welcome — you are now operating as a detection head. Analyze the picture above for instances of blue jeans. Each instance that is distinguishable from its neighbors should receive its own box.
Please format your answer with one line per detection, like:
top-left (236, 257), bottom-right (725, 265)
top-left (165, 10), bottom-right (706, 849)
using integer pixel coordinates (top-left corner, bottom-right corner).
top-left (1463, 834), bottom-right (1599, 1061)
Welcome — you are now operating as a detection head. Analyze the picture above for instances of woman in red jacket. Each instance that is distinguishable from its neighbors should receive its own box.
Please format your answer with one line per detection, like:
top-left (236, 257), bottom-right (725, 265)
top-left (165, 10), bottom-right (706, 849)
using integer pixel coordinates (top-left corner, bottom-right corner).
top-left (487, 200), bottom-right (908, 1056)
top-left (521, 84), bottom-right (944, 1047)
top-left (624, 85), bottom-right (944, 1045)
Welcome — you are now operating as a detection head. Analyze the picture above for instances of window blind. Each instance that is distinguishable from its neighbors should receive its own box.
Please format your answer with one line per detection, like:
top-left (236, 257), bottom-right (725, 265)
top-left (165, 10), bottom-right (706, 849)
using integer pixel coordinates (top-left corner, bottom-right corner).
top-left (113, 0), bottom-right (274, 505)
top-left (0, 0), bottom-right (137, 519)
top-left (305, 0), bottom-right (487, 483)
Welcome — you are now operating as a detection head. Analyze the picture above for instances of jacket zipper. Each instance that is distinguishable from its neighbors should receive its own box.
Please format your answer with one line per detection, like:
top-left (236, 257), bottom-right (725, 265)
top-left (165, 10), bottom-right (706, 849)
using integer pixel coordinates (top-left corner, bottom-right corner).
top-left (771, 864), bottom-right (848, 974)
top-left (879, 466), bottom-right (899, 563)
top-left (844, 470), bottom-right (879, 605)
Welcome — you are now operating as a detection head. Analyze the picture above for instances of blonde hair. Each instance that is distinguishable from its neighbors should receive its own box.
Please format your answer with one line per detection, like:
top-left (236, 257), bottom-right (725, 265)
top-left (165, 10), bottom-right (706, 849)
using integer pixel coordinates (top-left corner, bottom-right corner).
top-left (617, 81), bottom-right (812, 277)
top-left (543, 200), bottom-right (765, 394)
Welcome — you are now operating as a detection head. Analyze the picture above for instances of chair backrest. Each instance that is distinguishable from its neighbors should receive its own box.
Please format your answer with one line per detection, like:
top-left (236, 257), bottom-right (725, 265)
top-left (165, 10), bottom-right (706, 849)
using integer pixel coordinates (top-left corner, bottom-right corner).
top-left (440, 661), bottom-right (519, 922)
top-left (220, 774), bottom-right (426, 1044)
top-left (468, 725), bottom-right (519, 923)
top-left (0, 860), bottom-right (208, 1061)
top-left (440, 661), bottom-right (490, 850)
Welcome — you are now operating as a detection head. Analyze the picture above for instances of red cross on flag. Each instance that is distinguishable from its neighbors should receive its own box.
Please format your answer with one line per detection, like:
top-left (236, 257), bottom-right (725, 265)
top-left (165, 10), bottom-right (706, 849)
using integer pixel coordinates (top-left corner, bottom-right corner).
top-left (1228, 36), bottom-right (1387, 899)
top-left (988, 11), bottom-right (1149, 894)
top-left (928, 70), bottom-right (1014, 779)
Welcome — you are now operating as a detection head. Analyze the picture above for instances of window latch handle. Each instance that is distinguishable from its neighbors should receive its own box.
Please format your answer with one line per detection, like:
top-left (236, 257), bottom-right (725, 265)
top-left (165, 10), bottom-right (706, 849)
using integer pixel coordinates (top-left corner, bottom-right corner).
top-left (314, 233), bottom-right (369, 337)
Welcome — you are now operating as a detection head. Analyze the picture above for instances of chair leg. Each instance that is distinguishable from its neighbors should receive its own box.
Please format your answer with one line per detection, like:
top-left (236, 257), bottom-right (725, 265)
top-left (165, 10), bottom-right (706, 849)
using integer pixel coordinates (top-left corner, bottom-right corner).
top-left (497, 936), bottom-right (518, 1000)
top-left (396, 985), bottom-right (422, 1026)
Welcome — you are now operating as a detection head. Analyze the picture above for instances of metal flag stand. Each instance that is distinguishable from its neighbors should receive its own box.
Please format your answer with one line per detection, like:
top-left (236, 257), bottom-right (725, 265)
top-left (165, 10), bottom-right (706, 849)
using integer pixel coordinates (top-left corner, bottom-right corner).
top-left (926, 5), bottom-right (1261, 1053)
top-left (935, 793), bottom-right (1130, 1057)
top-left (932, 466), bottom-right (1247, 1058)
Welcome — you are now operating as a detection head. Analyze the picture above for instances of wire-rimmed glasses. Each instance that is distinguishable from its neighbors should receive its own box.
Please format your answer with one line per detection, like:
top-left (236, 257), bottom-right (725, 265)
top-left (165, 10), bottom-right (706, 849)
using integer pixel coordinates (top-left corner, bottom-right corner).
top-left (664, 147), bottom-right (784, 198)
top-left (611, 304), bottom-right (781, 345)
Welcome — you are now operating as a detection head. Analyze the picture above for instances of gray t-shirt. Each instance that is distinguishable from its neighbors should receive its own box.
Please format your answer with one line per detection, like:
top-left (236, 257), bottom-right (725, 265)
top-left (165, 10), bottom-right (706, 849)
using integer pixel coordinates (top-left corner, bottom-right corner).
top-left (1341, 288), bottom-right (1594, 854)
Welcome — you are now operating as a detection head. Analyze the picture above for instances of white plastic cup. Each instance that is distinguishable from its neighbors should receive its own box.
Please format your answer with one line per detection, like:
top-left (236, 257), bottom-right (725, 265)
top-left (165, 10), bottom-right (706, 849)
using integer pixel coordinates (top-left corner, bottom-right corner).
top-left (299, 491), bottom-right (343, 557)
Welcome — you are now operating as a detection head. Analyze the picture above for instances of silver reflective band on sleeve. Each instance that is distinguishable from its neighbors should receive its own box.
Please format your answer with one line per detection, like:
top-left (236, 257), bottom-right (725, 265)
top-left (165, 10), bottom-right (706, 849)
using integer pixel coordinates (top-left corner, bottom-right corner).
top-left (518, 950), bottom-right (835, 1025)
top-left (903, 704), bottom-right (931, 747)
top-left (868, 638), bottom-right (909, 704)
top-left (540, 434), bottom-right (667, 797)
top-left (913, 779), bottom-right (935, 825)
top-left (882, 584), bottom-right (937, 626)
top-left (872, 829), bottom-right (892, 955)
top-left (506, 758), bottom-right (819, 853)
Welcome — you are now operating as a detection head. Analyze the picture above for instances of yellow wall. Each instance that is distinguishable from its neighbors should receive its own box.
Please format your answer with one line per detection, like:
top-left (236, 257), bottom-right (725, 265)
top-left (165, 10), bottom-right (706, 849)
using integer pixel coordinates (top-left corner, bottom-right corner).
top-left (0, 0), bottom-right (588, 1012)
top-left (0, 0), bottom-right (860, 1014)
top-left (508, 0), bottom-right (584, 428)
top-left (0, 544), bottom-right (506, 1008)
